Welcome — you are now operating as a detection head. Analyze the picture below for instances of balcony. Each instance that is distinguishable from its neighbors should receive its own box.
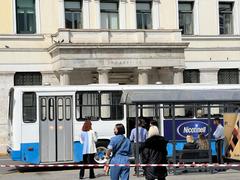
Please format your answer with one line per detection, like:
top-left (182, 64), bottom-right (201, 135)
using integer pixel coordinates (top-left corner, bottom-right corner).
top-left (51, 29), bottom-right (184, 45)
top-left (49, 29), bottom-right (189, 71)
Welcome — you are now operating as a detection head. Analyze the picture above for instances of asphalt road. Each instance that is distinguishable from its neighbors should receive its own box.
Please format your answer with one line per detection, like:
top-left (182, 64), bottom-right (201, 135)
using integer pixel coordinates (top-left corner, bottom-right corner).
top-left (1, 156), bottom-right (240, 180)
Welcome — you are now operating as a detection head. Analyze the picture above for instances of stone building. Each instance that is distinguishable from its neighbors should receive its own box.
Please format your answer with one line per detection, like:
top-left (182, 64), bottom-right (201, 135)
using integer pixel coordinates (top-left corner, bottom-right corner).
top-left (0, 0), bottom-right (240, 153)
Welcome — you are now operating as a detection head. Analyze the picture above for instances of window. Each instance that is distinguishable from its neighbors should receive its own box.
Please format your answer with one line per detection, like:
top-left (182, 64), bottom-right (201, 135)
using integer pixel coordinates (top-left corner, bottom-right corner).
top-left (40, 98), bottom-right (47, 121)
top-left (183, 69), bottom-right (200, 83)
top-left (101, 91), bottom-right (123, 120)
top-left (219, 2), bottom-right (233, 34)
top-left (100, 1), bottom-right (119, 29)
top-left (76, 92), bottom-right (100, 121)
top-left (8, 89), bottom-right (14, 125)
top-left (14, 72), bottom-right (42, 86)
top-left (23, 92), bottom-right (36, 123)
top-left (58, 98), bottom-right (64, 120)
top-left (64, 0), bottom-right (82, 29)
top-left (136, 1), bottom-right (152, 29)
top-left (49, 98), bottom-right (55, 121)
top-left (218, 69), bottom-right (239, 84)
top-left (179, 2), bottom-right (194, 35)
top-left (16, 0), bottom-right (36, 34)
top-left (65, 98), bottom-right (72, 120)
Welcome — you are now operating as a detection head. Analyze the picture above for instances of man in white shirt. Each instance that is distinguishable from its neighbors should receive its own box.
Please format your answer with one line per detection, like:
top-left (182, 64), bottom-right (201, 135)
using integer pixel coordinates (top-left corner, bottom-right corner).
top-left (213, 117), bottom-right (225, 164)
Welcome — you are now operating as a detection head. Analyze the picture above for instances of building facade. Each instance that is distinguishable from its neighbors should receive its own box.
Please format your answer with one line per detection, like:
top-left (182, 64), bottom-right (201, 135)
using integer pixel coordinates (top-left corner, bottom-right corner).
top-left (0, 0), bottom-right (240, 153)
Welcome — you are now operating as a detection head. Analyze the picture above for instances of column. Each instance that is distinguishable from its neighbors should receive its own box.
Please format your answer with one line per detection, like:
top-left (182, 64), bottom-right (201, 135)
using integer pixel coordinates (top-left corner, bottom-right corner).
top-left (59, 68), bottom-right (72, 85)
top-left (200, 68), bottom-right (218, 84)
top-left (173, 68), bottom-right (184, 84)
top-left (82, 0), bottom-right (90, 28)
top-left (200, 69), bottom-right (219, 114)
top-left (95, 0), bottom-right (101, 29)
top-left (98, 67), bottom-right (111, 84)
top-left (98, 68), bottom-right (111, 118)
top-left (129, 0), bottom-right (136, 29)
top-left (152, 0), bottom-right (160, 29)
top-left (173, 68), bottom-right (184, 116)
top-left (138, 67), bottom-right (151, 85)
top-left (119, 0), bottom-right (127, 29)
top-left (138, 67), bottom-right (151, 117)
top-left (58, 0), bottom-right (65, 28)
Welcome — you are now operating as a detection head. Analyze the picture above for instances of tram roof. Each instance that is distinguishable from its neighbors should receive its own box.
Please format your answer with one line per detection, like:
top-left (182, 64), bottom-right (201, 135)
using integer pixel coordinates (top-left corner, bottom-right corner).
top-left (121, 88), bottom-right (240, 104)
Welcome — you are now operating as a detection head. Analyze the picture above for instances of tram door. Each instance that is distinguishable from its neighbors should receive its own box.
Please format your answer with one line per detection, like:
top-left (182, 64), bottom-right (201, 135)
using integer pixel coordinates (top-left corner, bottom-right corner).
top-left (39, 96), bottom-right (73, 163)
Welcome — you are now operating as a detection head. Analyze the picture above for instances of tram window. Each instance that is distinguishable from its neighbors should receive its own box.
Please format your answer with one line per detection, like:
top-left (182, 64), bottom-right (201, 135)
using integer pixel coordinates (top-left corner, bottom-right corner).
top-left (58, 98), bottom-right (64, 120)
top-left (76, 92), bottom-right (100, 121)
top-left (8, 89), bottom-right (14, 125)
top-left (23, 92), bottom-right (36, 123)
top-left (49, 98), bottom-right (55, 121)
top-left (40, 98), bottom-right (47, 121)
top-left (65, 98), bottom-right (71, 120)
top-left (195, 104), bottom-right (223, 118)
top-left (163, 104), bottom-right (194, 118)
top-left (101, 91), bottom-right (124, 120)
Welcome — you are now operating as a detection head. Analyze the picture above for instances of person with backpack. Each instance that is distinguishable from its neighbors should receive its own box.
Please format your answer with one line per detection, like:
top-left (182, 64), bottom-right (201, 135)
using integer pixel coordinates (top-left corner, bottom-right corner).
top-left (106, 124), bottom-right (132, 180)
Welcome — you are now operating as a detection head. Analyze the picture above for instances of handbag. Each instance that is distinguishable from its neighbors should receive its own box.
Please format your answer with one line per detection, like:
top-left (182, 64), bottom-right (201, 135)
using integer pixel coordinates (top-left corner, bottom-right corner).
top-left (104, 136), bottom-right (126, 175)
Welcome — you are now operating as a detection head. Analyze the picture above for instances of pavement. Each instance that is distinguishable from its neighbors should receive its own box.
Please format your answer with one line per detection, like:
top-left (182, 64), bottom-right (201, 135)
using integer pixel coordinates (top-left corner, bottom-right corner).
top-left (1, 156), bottom-right (240, 180)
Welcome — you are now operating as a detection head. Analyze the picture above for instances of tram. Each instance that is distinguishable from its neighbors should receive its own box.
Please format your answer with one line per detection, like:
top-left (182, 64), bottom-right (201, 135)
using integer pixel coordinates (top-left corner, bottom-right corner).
top-left (7, 84), bottom-right (240, 164)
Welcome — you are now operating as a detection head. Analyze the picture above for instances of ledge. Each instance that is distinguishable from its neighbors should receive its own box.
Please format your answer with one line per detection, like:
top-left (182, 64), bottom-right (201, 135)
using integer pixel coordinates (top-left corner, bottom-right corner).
top-left (182, 35), bottom-right (240, 41)
top-left (48, 42), bottom-right (189, 53)
top-left (0, 34), bottom-right (45, 40)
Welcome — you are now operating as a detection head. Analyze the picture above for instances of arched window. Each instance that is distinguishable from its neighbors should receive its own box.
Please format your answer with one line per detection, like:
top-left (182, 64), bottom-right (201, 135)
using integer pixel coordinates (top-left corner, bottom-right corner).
top-left (14, 72), bottom-right (42, 86)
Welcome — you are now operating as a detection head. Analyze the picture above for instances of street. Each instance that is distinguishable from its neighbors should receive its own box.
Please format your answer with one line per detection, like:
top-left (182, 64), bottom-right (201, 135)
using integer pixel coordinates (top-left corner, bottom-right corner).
top-left (1, 156), bottom-right (240, 180)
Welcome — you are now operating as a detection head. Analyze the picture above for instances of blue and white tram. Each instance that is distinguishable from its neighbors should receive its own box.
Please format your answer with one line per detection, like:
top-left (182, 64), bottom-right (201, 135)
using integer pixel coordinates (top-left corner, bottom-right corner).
top-left (7, 84), bottom-right (240, 164)
top-left (7, 85), bottom-right (128, 164)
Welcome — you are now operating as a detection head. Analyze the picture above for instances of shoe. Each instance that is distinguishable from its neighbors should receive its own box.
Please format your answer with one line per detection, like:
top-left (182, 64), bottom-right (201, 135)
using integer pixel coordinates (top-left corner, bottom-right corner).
top-left (89, 176), bottom-right (96, 179)
top-left (79, 177), bottom-right (84, 179)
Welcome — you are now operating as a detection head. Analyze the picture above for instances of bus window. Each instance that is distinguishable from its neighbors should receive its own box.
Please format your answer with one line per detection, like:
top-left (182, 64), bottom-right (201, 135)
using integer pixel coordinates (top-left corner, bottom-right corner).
top-left (65, 98), bottom-right (71, 120)
top-left (100, 91), bottom-right (124, 120)
top-left (76, 92), bottom-right (99, 121)
top-left (40, 98), bottom-right (47, 121)
top-left (8, 89), bottom-right (14, 125)
top-left (163, 104), bottom-right (194, 119)
top-left (195, 104), bottom-right (223, 118)
top-left (23, 92), bottom-right (36, 123)
top-left (49, 98), bottom-right (55, 121)
top-left (58, 98), bottom-right (64, 120)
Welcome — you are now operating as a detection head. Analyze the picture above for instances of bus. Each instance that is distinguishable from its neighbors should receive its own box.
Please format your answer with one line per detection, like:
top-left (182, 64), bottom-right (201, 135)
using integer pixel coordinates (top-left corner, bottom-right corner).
top-left (7, 84), bottom-right (240, 164)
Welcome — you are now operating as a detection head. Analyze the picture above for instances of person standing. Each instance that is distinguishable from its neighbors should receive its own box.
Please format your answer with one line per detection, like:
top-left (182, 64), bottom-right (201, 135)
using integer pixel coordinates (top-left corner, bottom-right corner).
top-left (141, 127), bottom-right (168, 180)
top-left (148, 120), bottom-right (160, 138)
top-left (213, 117), bottom-right (225, 164)
top-left (106, 124), bottom-right (131, 180)
top-left (130, 119), bottom-right (148, 175)
top-left (79, 119), bottom-right (97, 179)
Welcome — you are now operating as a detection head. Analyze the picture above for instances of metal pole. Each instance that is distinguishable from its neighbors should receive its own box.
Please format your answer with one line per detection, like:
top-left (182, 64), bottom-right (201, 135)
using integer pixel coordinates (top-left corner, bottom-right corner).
top-left (207, 103), bottom-right (213, 173)
top-left (155, 104), bottom-right (161, 133)
top-left (172, 103), bottom-right (176, 174)
top-left (135, 104), bottom-right (140, 176)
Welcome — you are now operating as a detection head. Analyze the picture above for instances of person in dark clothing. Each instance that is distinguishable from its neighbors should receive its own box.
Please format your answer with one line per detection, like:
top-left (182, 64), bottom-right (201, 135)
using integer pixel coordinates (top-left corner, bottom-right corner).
top-left (183, 135), bottom-right (198, 150)
top-left (141, 134), bottom-right (168, 180)
top-left (182, 135), bottom-right (198, 161)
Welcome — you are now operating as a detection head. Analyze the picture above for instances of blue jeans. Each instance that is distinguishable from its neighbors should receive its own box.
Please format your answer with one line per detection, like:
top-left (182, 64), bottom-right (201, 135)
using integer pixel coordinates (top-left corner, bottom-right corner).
top-left (110, 166), bottom-right (130, 180)
top-left (110, 155), bottom-right (130, 180)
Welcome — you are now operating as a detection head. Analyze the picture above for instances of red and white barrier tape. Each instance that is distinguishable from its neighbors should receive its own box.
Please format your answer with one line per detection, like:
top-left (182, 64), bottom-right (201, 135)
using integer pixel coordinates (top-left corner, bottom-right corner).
top-left (0, 163), bottom-right (240, 168)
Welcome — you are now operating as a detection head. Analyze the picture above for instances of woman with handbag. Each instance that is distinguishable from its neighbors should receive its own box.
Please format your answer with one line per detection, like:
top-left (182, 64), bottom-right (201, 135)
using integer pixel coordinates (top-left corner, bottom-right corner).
top-left (106, 123), bottom-right (131, 180)
top-left (79, 119), bottom-right (97, 179)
